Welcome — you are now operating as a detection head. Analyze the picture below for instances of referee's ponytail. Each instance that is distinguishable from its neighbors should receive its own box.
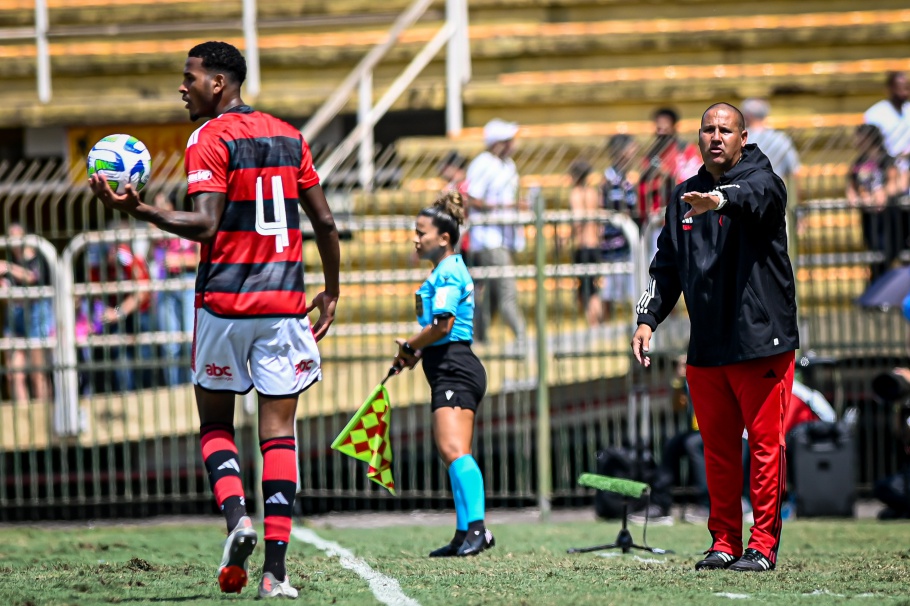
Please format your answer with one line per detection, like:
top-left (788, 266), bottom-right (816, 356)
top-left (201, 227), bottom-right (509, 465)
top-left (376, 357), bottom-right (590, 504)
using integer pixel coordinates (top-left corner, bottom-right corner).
top-left (420, 190), bottom-right (466, 247)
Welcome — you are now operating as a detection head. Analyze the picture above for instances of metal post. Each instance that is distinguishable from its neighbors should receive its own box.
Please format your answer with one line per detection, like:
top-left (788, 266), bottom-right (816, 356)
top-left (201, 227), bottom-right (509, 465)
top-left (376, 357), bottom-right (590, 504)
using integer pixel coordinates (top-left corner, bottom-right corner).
top-left (34, 0), bottom-right (51, 103)
top-left (358, 72), bottom-right (374, 190)
top-left (532, 186), bottom-right (551, 520)
top-left (459, 0), bottom-right (471, 82)
top-left (242, 0), bottom-right (261, 99)
top-left (445, 0), bottom-right (464, 137)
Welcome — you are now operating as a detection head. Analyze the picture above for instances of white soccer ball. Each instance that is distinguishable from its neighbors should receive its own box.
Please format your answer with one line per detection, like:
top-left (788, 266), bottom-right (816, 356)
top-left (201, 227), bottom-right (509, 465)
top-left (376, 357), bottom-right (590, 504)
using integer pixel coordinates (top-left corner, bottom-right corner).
top-left (86, 134), bottom-right (152, 194)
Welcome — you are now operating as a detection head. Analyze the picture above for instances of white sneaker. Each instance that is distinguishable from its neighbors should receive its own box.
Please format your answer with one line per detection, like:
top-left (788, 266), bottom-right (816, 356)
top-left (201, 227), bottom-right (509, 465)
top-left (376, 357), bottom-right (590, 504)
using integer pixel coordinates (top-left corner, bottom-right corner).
top-left (218, 516), bottom-right (258, 594)
top-left (258, 571), bottom-right (299, 599)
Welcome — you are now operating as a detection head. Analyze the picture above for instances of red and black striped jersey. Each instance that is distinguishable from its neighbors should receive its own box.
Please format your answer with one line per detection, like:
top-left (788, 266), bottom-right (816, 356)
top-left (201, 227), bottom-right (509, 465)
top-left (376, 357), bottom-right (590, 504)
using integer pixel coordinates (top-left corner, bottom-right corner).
top-left (185, 105), bottom-right (319, 318)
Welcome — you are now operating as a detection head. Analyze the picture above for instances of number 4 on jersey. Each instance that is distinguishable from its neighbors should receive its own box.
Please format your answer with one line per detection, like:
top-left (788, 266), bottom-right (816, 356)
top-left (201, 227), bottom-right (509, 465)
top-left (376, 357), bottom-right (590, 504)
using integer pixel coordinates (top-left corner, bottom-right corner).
top-left (255, 175), bottom-right (290, 253)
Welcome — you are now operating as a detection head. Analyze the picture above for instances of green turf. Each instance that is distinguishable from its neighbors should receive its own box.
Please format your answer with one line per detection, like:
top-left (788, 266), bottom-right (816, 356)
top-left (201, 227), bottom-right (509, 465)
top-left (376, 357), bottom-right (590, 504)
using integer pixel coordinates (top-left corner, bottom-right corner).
top-left (0, 517), bottom-right (908, 605)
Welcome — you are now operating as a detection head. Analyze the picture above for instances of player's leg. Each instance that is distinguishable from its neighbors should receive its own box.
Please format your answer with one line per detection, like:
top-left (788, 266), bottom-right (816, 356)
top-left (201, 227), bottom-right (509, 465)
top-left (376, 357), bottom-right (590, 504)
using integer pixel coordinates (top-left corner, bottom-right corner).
top-left (257, 394), bottom-right (301, 598)
top-left (728, 351), bottom-right (794, 571)
top-left (197, 386), bottom-right (258, 593)
top-left (249, 315), bottom-right (321, 599)
top-left (686, 363), bottom-right (745, 568)
top-left (193, 309), bottom-right (257, 593)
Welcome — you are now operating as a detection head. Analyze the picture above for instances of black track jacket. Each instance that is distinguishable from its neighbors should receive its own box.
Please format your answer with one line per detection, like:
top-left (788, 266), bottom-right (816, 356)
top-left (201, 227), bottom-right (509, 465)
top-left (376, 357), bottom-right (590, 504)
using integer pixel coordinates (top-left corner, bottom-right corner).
top-left (636, 144), bottom-right (799, 366)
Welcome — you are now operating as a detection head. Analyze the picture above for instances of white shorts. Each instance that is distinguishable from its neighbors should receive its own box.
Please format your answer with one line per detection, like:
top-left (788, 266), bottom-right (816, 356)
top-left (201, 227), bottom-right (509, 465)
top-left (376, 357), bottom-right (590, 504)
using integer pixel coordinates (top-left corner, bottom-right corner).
top-left (192, 308), bottom-right (322, 397)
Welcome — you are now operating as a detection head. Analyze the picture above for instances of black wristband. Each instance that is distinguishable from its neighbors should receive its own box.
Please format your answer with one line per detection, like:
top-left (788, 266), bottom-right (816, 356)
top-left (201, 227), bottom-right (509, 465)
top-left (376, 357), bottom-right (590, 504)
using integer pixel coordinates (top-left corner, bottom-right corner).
top-left (401, 342), bottom-right (416, 356)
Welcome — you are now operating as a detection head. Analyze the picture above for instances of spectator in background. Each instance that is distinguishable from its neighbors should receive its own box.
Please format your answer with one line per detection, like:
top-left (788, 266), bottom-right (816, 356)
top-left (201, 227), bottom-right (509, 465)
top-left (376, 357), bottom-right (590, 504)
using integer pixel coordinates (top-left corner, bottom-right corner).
top-left (438, 151), bottom-right (471, 260)
top-left (150, 191), bottom-right (198, 386)
top-left (847, 124), bottom-right (903, 283)
top-left (567, 160), bottom-right (602, 327)
top-left (1, 223), bottom-right (53, 404)
top-left (466, 119), bottom-right (527, 345)
top-left (638, 108), bottom-right (702, 229)
top-left (742, 98), bottom-right (800, 181)
top-left (87, 234), bottom-right (151, 393)
top-left (600, 134), bottom-right (638, 319)
top-left (864, 72), bottom-right (910, 175)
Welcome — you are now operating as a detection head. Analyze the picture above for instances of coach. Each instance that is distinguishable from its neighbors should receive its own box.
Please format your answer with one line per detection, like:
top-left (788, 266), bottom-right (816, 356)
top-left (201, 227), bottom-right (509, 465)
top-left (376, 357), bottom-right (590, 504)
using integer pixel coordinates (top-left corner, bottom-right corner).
top-left (631, 103), bottom-right (799, 572)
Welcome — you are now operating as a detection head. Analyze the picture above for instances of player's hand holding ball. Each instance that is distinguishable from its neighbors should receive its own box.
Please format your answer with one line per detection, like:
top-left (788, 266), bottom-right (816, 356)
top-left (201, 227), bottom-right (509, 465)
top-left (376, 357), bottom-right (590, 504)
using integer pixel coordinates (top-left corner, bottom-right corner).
top-left (86, 134), bottom-right (152, 216)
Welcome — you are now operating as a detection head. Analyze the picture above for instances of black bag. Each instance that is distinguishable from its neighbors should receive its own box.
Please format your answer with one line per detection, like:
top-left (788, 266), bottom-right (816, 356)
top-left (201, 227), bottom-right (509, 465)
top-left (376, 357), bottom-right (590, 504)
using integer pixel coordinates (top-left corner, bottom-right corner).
top-left (787, 421), bottom-right (856, 517)
top-left (593, 447), bottom-right (672, 519)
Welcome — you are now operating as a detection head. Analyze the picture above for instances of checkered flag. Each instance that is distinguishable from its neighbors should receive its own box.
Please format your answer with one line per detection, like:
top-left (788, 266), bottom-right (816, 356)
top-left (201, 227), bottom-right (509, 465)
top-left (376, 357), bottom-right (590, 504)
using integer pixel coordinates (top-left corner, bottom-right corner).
top-left (331, 374), bottom-right (397, 495)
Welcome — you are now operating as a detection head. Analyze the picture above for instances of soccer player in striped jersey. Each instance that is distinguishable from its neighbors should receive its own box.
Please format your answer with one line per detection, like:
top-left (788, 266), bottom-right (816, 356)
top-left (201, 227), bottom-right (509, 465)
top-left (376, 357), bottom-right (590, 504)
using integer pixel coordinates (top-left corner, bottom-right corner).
top-left (88, 41), bottom-right (340, 599)
top-left (393, 191), bottom-right (493, 557)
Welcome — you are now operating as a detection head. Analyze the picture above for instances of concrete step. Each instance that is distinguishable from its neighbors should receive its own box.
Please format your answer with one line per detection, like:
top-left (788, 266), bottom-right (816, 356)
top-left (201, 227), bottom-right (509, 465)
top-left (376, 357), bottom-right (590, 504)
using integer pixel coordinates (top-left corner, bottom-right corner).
top-left (3, 8), bottom-right (907, 78)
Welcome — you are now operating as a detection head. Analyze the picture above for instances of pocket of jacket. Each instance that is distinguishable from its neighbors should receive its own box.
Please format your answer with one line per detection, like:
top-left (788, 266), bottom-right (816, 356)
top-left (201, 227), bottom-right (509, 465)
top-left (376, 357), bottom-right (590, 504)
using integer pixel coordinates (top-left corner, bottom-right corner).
top-left (743, 282), bottom-right (772, 325)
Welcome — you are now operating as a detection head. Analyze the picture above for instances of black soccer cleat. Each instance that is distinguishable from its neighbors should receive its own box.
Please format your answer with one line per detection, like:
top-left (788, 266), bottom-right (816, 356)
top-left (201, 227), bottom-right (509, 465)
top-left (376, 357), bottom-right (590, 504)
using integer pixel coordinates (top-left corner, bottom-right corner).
top-left (728, 548), bottom-right (775, 572)
top-left (694, 550), bottom-right (738, 570)
top-left (429, 542), bottom-right (460, 557)
top-left (456, 528), bottom-right (495, 557)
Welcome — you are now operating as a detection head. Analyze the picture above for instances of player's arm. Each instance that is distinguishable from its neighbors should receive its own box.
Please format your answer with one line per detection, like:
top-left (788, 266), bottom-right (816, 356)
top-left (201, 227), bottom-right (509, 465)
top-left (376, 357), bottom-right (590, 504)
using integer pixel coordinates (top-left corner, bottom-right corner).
top-left (300, 183), bottom-right (340, 342)
top-left (133, 192), bottom-right (226, 243)
top-left (87, 175), bottom-right (226, 244)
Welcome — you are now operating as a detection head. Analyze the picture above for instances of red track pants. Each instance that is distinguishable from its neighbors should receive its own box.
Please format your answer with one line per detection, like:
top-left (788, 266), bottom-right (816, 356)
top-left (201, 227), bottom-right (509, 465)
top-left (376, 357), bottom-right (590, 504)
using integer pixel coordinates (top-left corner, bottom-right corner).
top-left (687, 351), bottom-right (794, 563)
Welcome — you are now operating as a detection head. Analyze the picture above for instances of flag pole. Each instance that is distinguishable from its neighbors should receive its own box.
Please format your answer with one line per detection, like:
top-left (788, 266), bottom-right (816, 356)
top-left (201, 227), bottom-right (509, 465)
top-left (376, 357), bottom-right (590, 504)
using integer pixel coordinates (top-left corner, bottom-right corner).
top-left (381, 364), bottom-right (400, 386)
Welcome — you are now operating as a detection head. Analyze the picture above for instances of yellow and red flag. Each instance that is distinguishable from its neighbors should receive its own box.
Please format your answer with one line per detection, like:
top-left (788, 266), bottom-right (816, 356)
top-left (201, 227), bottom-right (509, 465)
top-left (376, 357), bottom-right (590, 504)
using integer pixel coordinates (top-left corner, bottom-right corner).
top-left (331, 381), bottom-right (397, 495)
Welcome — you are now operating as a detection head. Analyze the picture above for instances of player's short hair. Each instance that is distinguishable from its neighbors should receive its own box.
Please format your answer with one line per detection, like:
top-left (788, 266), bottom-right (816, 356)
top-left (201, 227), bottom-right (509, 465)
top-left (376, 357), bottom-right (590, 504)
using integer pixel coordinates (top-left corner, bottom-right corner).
top-left (653, 107), bottom-right (680, 125)
top-left (702, 102), bottom-right (745, 131)
top-left (188, 41), bottom-right (247, 86)
top-left (886, 71), bottom-right (905, 88)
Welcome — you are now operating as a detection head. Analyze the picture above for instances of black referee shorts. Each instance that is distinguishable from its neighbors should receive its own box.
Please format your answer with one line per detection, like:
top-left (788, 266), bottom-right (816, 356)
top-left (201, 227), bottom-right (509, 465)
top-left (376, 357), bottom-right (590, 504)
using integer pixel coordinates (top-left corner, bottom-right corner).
top-left (421, 341), bottom-right (487, 412)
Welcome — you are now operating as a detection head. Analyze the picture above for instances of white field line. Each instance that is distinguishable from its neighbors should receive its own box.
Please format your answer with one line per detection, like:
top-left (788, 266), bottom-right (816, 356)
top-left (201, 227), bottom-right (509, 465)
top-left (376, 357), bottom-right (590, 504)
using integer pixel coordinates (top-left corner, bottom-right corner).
top-left (715, 594), bottom-right (751, 599)
top-left (292, 527), bottom-right (421, 606)
top-left (597, 552), bottom-right (667, 564)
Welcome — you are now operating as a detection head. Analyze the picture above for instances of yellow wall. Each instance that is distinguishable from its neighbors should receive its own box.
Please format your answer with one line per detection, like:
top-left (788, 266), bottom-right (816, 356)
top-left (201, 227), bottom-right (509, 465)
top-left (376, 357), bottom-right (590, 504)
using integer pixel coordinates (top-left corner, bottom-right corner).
top-left (68, 122), bottom-right (196, 168)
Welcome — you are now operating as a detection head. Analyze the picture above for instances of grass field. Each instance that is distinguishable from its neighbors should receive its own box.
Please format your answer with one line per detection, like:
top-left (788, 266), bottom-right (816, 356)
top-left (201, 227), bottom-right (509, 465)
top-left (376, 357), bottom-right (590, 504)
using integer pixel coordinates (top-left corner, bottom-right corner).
top-left (1, 515), bottom-right (908, 606)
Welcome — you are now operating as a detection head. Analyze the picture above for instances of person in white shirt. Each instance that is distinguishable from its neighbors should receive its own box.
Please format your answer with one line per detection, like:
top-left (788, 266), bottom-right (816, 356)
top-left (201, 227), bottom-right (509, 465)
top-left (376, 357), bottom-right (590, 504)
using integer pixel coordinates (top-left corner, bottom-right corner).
top-left (465, 119), bottom-right (527, 344)
top-left (742, 98), bottom-right (800, 181)
top-left (864, 72), bottom-right (910, 174)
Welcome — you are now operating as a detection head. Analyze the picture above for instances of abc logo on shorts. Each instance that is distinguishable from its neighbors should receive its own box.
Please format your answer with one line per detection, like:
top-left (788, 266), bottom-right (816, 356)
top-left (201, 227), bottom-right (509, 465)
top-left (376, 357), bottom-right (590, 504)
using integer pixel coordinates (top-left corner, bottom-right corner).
top-left (205, 364), bottom-right (233, 379)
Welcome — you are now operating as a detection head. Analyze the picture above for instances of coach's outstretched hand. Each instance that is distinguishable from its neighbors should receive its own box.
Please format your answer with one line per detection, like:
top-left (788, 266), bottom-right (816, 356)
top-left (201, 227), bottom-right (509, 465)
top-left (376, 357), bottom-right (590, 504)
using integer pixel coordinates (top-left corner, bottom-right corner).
top-left (307, 291), bottom-right (338, 342)
top-left (631, 324), bottom-right (653, 367)
top-left (88, 174), bottom-right (142, 216)
top-left (682, 191), bottom-right (721, 219)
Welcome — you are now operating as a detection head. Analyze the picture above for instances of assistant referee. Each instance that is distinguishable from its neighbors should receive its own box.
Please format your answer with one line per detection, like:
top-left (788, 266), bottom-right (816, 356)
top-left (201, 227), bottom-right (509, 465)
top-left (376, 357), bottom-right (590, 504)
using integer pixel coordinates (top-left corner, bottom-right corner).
top-left (393, 191), bottom-right (493, 557)
top-left (631, 102), bottom-right (798, 572)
